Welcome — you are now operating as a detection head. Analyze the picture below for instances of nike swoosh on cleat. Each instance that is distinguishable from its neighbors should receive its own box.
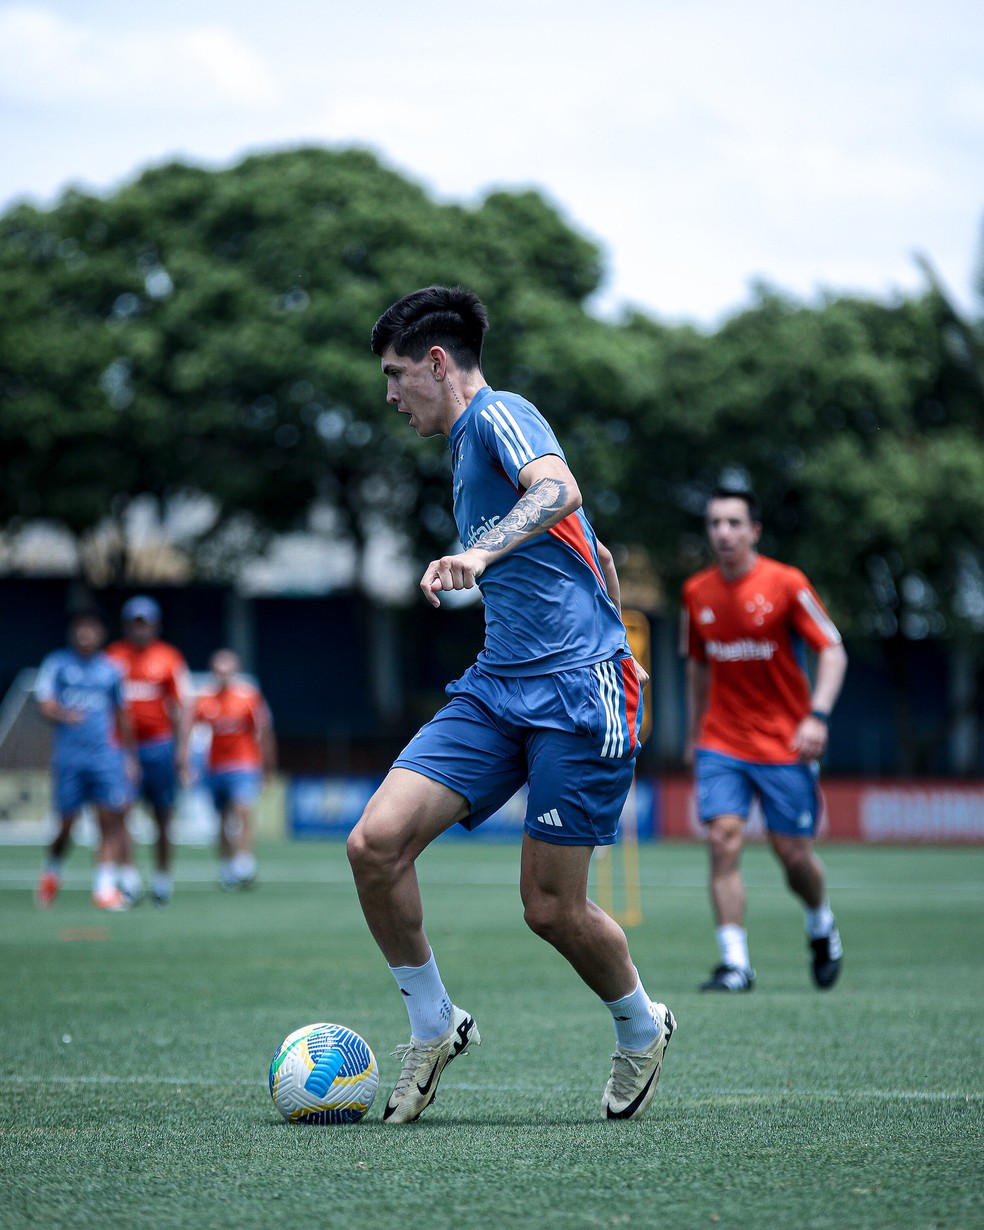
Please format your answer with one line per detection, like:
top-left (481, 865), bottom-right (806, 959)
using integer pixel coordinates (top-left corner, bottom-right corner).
top-left (416, 1058), bottom-right (443, 1098)
top-left (606, 1065), bottom-right (660, 1120)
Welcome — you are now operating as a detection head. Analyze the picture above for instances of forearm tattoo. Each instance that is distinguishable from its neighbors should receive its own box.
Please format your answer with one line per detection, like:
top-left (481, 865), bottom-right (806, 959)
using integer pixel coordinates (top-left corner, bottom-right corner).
top-left (473, 477), bottom-right (569, 554)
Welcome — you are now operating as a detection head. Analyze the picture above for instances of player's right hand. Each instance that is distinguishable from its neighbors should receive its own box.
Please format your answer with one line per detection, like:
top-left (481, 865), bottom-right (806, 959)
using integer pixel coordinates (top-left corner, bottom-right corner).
top-left (419, 549), bottom-right (488, 608)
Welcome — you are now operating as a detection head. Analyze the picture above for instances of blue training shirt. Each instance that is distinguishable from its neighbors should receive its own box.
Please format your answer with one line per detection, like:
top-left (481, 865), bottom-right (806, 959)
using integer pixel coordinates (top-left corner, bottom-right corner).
top-left (35, 649), bottom-right (125, 763)
top-left (448, 386), bottom-right (628, 676)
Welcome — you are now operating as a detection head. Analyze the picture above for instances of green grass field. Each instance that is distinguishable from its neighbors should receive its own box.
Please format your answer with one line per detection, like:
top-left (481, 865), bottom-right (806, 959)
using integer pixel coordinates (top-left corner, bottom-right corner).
top-left (1, 838), bottom-right (982, 1230)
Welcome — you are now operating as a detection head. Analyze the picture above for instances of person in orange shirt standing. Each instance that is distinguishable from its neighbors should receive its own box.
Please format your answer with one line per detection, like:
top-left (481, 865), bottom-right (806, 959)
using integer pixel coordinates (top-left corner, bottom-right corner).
top-left (189, 649), bottom-right (276, 889)
top-left (681, 487), bottom-right (848, 993)
top-left (106, 596), bottom-right (190, 906)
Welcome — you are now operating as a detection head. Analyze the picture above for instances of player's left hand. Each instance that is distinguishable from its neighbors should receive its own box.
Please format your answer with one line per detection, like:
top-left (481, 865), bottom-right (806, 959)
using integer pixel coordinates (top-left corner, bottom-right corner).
top-left (630, 655), bottom-right (650, 690)
top-left (792, 715), bottom-right (828, 761)
top-left (420, 549), bottom-right (488, 608)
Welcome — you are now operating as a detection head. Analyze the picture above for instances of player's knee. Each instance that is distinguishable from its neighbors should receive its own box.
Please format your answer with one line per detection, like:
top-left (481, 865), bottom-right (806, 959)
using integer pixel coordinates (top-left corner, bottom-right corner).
top-left (777, 840), bottom-right (816, 879)
top-left (346, 803), bottom-right (406, 883)
top-left (345, 819), bottom-right (380, 878)
top-left (522, 891), bottom-right (570, 945)
top-left (707, 818), bottom-right (743, 866)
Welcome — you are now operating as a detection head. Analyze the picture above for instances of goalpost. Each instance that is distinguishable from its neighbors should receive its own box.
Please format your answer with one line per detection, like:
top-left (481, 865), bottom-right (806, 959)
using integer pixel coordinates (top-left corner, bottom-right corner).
top-left (0, 668), bottom-right (220, 846)
top-left (0, 669), bottom-right (56, 841)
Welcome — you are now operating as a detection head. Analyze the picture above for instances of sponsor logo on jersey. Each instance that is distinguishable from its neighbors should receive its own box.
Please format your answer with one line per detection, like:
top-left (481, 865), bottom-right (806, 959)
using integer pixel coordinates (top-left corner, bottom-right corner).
top-left (698, 607), bottom-right (716, 624)
top-left (125, 680), bottom-right (164, 701)
top-left (706, 639), bottom-right (778, 662)
top-left (464, 514), bottom-right (501, 549)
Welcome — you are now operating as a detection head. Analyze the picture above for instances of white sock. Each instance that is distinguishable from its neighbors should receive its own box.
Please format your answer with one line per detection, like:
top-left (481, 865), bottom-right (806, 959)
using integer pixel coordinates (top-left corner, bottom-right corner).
top-left (94, 863), bottom-right (117, 896)
top-left (232, 852), bottom-right (256, 879)
top-left (388, 950), bottom-right (452, 1041)
top-left (119, 864), bottom-right (143, 895)
top-left (717, 924), bottom-right (751, 971)
top-left (153, 872), bottom-right (172, 899)
top-left (805, 901), bottom-right (835, 939)
top-left (604, 975), bottom-right (660, 1051)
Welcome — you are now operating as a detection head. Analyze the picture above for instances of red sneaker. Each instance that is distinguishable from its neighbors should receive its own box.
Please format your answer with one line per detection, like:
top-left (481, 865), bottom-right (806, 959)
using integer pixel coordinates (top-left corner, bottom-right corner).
top-left (36, 870), bottom-right (61, 908)
top-left (92, 888), bottom-right (129, 911)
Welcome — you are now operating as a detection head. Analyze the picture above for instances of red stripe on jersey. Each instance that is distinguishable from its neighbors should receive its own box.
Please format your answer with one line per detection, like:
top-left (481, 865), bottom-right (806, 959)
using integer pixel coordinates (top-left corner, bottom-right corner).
top-left (620, 656), bottom-right (641, 753)
top-left (501, 467), bottom-right (605, 588)
top-left (549, 514), bottom-right (604, 586)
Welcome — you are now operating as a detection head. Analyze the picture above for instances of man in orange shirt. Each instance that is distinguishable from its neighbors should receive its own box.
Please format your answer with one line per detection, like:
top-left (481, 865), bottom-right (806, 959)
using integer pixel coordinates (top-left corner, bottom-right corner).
top-left (681, 488), bottom-right (848, 992)
top-left (107, 596), bottom-right (190, 905)
top-left (188, 649), bottom-right (276, 889)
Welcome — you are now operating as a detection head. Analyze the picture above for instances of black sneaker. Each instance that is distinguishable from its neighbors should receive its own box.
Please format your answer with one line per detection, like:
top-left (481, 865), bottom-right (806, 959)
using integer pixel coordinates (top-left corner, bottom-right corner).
top-left (810, 926), bottom-right (843, 989)
top-left (700, 964), bottom-right (755, 992)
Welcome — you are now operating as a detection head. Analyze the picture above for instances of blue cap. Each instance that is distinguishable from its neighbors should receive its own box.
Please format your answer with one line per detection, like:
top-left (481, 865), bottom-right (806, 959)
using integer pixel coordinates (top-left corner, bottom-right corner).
top-left (121, 595), bottom-right (161, 623)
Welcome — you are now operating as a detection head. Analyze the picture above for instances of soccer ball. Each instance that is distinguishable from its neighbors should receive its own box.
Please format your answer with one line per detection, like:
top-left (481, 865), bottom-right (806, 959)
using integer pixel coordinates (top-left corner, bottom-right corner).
top-left (269, 1023), bottom-right (379, 1125)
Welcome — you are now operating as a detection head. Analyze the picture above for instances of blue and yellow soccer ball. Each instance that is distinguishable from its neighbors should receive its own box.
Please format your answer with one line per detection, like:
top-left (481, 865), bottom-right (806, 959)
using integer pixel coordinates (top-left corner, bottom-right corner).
top-left (269, 1023), bottom-right (379, 1124)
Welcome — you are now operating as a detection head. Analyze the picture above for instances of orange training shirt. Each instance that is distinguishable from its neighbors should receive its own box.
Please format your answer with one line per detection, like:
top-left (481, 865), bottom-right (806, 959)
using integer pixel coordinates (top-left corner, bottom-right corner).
top-left (193, 682), bottom-right (270, 772)
top-left (681, 555), bottom-right (842, 763)
top-left (105, 640), bottom-right (189, 745)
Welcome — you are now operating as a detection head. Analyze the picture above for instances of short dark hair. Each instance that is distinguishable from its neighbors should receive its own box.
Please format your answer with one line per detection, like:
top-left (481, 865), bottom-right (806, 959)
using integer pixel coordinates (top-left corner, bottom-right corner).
top-left (68, 608), bottom-right (105, 630)
top-left (370, 286), bottom-right (489, 369)
top-left (708, 485), bottom-right (761, 523)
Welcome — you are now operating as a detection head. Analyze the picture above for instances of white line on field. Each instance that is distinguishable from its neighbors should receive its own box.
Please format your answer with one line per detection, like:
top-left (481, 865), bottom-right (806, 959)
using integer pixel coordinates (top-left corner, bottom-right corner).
top-left (1, 870), bottom-right (982, 900)
top-left (0, 1073), bottom-right (980, 1101)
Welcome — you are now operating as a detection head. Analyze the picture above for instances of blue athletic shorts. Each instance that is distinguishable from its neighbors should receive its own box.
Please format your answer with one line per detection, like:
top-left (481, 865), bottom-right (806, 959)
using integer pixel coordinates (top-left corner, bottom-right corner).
top-left (135, 739), bottom-right (179, 811)
top-left (208, 769), bottom-right (262, 811)
top-left (393, 658), bottom-right (642, 846)
top-left (695, 748), bottom-right (820, 837)
top-left (53, 753), bottom-right (130, 814)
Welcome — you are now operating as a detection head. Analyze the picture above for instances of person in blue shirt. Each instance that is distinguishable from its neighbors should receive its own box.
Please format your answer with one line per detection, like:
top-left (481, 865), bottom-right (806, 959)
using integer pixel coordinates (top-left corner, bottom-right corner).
top-left (347, 286), bottom-right (675, 1125)
top-left (35, 609), bottom-right (137, 911)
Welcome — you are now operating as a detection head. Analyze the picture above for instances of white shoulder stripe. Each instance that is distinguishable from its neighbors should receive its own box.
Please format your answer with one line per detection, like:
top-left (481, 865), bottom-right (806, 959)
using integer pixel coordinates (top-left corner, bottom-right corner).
top-left (491, 401), bottom-right (536, 460)
top-left (481, 408), bottom-right (523, 469)
top-left (482, 402), bottom-right (536, 467)
top-left (797, 589), bottom-right (842, 644)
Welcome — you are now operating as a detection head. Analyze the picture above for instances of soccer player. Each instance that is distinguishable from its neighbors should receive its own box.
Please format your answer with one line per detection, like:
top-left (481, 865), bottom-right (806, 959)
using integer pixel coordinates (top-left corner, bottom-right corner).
top-left (35, 610), bottom-right (137, 911)
top-left (347, 286), bottom-right (675, 1124)
top-left (107, 596), bottom-right (190, 905)
top-left (681, 487), bottom-right (848, 992)
top-left (186, 649), bottom-right (276, 889)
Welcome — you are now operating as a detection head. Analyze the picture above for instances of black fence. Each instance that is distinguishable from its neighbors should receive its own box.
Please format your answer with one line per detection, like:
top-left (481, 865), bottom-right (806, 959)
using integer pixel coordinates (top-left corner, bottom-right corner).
top-left (1, 577), bottom-right (980, 778)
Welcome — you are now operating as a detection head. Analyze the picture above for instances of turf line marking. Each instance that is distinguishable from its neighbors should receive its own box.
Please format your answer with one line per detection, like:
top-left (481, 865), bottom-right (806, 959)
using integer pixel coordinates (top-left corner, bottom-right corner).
top-left (3, 869), bottom-right (982, 903)
top-left (450, 1083), bottom-right (984, 1101)
top-left (0, 1073), bottom-right (263, 1088)
top-left (2, 1073), bottom-right (980, 1101)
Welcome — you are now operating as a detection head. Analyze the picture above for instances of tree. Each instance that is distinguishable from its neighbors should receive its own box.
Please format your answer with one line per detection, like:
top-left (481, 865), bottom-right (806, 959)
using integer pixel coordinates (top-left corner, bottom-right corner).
top-left (2, 148), bottom-right (983, 768)
top-left (604, 282), bottom-right (984, 771)
top-left (0, 148), bottom-right (613, 583)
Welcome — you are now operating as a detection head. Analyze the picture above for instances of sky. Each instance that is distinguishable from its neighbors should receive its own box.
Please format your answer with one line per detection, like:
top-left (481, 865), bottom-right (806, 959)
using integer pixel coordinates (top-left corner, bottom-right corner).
top-left (1, 0), bottom-right (982, 328)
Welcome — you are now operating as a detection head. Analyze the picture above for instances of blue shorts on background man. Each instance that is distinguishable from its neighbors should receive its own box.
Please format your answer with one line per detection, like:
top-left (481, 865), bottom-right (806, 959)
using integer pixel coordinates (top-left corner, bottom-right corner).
top-left (134, 738), bottom-right (179, 811)
top-left (695, 748), bottom-right (820, 838)
top-left (207, 768), bottom-right (262, 812)
top-left (53, 752), bottom-right (130, 815)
